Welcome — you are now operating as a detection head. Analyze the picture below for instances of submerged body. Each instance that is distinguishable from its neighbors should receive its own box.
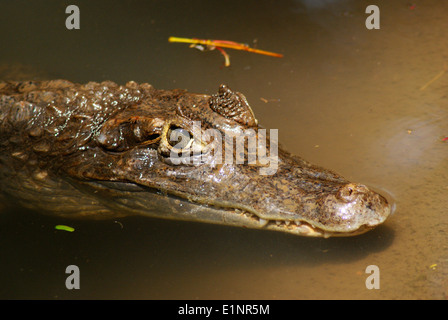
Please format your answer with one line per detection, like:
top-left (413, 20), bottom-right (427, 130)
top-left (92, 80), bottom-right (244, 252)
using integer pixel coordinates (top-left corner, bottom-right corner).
top-left (0, 80), bottom-right (391, 237)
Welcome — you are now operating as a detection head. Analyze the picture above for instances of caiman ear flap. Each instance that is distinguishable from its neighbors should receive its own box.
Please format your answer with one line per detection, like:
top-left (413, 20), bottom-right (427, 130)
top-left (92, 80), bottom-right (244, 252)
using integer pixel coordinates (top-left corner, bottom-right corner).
top-left (209, 84), bottom-right (258, 127)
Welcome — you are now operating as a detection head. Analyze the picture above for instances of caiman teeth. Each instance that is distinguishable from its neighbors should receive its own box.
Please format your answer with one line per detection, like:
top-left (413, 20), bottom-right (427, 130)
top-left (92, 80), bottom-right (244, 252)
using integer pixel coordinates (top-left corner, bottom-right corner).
top-left (259, 218), bottom-right (268, 227)
top-left (270, 219), bottom-right (301, 228)
top-left (232, 207), bottom-right (327, 236)
top-left (266, 219), bottom-right (326, 237)
top-left (231, 208), bottom-right (371, 237)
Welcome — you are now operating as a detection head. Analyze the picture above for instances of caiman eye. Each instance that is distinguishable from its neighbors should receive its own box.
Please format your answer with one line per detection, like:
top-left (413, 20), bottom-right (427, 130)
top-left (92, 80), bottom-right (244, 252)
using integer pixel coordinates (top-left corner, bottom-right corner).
top-left (167, 125), bottom-right (193, 149)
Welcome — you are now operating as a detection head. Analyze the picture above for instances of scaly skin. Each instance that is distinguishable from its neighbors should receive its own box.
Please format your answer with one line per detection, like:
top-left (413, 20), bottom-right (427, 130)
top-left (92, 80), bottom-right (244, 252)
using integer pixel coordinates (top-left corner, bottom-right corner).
top-left (0, 80), bottom-right (391, 237)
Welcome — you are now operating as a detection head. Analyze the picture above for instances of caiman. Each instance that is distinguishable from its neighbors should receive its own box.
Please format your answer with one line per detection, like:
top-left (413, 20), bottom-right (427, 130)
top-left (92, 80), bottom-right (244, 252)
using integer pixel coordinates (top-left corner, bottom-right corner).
top-left (0, 80), bottom-right (391, 237)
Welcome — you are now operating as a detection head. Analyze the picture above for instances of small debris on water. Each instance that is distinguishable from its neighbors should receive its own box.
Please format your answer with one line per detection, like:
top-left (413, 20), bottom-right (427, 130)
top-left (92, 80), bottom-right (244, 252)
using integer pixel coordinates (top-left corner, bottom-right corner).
top-left (113, 220), bottom-right (124, 229)
top-left (260, 97), bottom-right (280, 104)
top-left (55, 225), bottom-right (75, 232)
top-left (419, 63), bottom-right (447, 91)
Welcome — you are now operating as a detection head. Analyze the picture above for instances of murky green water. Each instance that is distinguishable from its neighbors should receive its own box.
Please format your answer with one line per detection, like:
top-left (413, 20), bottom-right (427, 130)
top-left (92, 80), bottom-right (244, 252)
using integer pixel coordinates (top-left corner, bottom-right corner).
top-left (1, 0), bottom-right (448, 299)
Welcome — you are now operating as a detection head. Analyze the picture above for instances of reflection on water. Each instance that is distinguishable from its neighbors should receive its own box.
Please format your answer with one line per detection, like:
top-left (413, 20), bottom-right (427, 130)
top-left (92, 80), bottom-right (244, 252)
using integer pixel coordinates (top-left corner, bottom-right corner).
top-left (1, 0), bottom-right (448, 299)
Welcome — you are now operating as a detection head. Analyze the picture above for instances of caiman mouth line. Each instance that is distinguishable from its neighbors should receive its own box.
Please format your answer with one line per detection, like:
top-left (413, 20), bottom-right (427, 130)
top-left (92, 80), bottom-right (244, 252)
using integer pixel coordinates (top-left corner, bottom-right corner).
top-left (228, 207), bottom-right (373, 238)
top-left (86, 180), bottom-right (373, 238)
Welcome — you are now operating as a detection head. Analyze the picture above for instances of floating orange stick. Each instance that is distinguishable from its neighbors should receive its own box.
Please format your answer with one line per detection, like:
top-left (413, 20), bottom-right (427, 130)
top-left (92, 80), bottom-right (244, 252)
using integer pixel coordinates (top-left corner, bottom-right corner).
top-left (168, 36), bottom-right (284, 58)
top-left (215, 47), bottom-right (230, 67)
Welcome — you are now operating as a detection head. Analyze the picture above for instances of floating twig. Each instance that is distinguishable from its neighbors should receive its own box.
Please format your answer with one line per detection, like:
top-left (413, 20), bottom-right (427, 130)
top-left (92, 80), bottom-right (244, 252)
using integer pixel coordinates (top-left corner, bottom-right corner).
top-left (215, 47), bottom-right (230, 67)
top-left (419, 64), bottom-right (448, 91)
top-left (260, 97), bottom-right (280, 103)
top-left (168, 36), bottom-right (283, 67)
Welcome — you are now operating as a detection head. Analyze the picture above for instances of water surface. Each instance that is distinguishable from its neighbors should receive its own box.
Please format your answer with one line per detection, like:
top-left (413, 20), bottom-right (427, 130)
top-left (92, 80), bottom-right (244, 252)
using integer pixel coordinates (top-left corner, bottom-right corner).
top-left (1, 0), bottom-right (448, 299)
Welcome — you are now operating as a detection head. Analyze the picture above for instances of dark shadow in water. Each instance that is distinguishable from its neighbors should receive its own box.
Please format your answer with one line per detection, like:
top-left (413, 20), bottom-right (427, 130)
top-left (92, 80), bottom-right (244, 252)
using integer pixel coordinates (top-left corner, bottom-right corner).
top-left (0, 206), bottom-right (394, 299)
top-left (161, 214), bottom-right (396, 269)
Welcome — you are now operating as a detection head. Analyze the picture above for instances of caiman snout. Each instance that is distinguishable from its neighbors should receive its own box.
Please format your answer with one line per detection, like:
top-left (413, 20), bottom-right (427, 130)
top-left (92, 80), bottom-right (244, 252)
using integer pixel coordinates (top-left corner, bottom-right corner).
top-left (320, 183), bottom-right (391, 234)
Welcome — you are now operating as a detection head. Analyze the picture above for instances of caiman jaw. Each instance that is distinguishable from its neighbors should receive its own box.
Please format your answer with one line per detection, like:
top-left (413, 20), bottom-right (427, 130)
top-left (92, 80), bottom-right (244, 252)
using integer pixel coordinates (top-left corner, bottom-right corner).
top-left (81, 179), bottom-right (387, 238)
top-left (205, 181), bottom-right (393, 238)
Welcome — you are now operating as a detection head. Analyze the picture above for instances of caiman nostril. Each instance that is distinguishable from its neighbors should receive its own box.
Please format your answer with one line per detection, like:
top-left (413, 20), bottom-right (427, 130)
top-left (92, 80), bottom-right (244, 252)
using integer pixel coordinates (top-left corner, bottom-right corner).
top-left (337, 183), bottom-right (369, 202)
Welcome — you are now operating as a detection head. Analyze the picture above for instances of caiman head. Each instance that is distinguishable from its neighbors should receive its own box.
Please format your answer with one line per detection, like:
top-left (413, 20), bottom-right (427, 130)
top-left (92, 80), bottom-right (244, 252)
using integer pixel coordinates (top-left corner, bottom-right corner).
top-left (58, 83), bottom-right (391, 238)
